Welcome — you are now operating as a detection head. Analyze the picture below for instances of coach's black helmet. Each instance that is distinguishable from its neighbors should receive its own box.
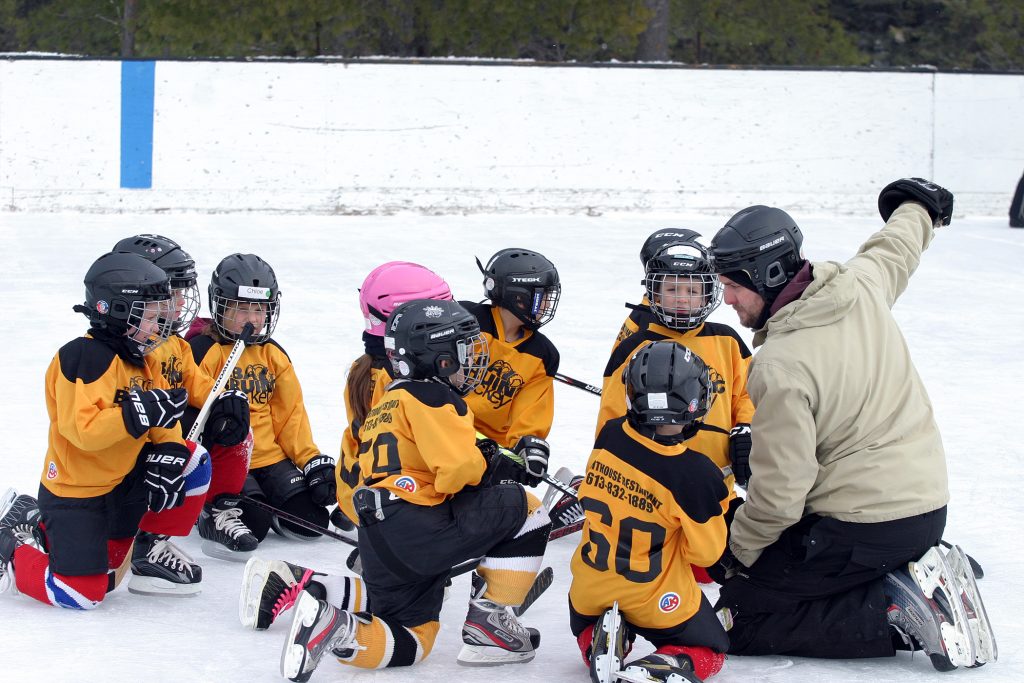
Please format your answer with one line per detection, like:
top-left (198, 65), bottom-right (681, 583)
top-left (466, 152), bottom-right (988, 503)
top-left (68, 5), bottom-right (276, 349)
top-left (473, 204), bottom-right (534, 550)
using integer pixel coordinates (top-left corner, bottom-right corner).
top-left (709, 206), bottom-right (804, 303)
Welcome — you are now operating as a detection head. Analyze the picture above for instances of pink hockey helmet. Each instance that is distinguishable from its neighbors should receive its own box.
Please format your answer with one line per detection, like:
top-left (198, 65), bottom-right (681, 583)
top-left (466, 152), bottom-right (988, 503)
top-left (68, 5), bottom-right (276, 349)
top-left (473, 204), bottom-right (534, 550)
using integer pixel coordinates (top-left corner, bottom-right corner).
top-left (359, 261), bottom-right (453, 336)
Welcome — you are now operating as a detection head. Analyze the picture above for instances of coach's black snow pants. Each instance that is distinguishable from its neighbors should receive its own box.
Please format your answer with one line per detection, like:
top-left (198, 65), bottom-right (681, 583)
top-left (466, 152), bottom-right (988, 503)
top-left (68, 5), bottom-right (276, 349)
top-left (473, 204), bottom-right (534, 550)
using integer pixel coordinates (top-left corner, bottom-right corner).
top-left (716, 506), bottom-right (946, 659)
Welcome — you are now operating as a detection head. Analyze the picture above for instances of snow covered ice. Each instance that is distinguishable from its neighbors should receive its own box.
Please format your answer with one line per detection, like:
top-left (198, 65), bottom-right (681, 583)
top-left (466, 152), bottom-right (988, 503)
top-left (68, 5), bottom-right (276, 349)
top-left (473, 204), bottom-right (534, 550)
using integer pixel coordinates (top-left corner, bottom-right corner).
top-left (1, 210), bottom-right (1021, 682)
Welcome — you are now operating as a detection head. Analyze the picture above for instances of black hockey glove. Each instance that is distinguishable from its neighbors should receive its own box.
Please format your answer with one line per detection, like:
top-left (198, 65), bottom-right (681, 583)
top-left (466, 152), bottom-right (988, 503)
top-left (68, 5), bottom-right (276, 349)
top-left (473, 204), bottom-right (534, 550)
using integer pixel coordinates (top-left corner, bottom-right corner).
top-left (706, 545), bottom-right (742, 584)
top-left (121, 388), bottom-right (188, 439)
top-left (513, 435), bottom-right (550, 488)
top-left (728, 423), bottom-right (752, 488)
top-left (481, 444), bottom-right (535, 488)
top-left (303, 455), bottom-right (337, 507)
top-left (878, 177), bottom-right (954, 226)
top-left (201, 390), bottom-right (250, 447)
top-left (143, 443), bottom-right (190, 512)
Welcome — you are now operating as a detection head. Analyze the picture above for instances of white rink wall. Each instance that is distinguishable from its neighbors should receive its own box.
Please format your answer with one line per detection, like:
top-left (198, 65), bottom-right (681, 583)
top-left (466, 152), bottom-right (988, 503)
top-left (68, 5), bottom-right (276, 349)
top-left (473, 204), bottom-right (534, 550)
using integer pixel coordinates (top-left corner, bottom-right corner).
top-left (0, 58), bottom-right (1022, 216)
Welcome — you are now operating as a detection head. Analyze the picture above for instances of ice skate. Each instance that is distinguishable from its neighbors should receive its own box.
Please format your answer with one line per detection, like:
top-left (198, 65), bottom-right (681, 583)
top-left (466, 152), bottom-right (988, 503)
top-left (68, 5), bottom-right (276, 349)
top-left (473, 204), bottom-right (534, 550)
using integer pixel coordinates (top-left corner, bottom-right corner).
top-left (944, 543), bottom-right (996, 664)
top-left (457, 595), bottom-right (537, 666)
top-left (240, 557), bottom-right (320, 630)
top-left (0, 526), bottom-right (22, 595)
top-left (543, 467), bottom-right (584, 540)
top-left (618, 652), bottom-right (701, 683)
top-left (128, 531), bottom-right (202, 597)
top-left (0, 488), bottom-right (41, 548)
top-left (197, 494), bottom-right (258, 561)
top-left (884, 547), bottom-right (976, 670)
top-left (280, 591), bottom-right (359, 682)
top-left (590, 602), bottom-right (629, 683)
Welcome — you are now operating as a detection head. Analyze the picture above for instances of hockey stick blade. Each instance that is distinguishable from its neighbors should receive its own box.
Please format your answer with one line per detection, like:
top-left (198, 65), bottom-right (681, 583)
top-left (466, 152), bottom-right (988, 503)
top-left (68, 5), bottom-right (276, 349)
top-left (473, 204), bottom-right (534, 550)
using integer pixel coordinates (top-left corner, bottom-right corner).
top-left (514, 566), bottom-right (554, 616)
top-left (940, 539), bottom-right (984, 580)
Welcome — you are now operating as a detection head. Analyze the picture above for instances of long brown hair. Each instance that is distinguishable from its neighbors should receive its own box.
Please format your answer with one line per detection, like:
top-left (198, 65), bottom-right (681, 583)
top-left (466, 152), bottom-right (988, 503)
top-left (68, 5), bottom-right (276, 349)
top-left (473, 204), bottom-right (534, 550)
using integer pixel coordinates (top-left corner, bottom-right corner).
top-left (347, 353), bottom-right (376, 426)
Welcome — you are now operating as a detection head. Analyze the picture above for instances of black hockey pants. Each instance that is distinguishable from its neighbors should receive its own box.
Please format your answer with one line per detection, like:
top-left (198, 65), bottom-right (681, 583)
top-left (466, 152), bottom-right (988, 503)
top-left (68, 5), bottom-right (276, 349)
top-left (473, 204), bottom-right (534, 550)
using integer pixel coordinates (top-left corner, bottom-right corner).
top-left (716, 506), bottom-right (946, 659)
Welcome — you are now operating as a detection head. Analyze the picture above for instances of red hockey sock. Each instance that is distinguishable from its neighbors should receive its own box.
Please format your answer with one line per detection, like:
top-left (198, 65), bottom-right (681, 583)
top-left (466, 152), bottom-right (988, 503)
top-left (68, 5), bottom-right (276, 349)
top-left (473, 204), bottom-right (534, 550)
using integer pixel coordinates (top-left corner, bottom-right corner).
top-left (690, 564), bottom-right (714, 584)
top-left (655, 644), bottom-right (726, 680)
top-left (13, 544), bottom-right (107, 608)
top-left (205, 430), bottom-right (253, 503)
top-left (576, 623), bottom-right (595, 667)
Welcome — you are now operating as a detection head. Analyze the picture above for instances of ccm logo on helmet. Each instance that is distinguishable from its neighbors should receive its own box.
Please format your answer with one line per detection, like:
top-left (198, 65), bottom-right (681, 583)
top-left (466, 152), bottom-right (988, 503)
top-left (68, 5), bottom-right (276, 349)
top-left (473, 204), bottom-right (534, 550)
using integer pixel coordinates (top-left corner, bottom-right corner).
top-left (759, 235), bottom-right (787, 251)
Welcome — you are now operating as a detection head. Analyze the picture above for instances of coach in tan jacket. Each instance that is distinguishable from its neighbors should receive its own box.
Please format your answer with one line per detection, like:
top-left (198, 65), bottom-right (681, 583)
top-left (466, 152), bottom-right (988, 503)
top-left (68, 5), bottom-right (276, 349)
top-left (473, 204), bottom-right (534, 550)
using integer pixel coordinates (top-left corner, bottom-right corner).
top-left (707, 178), bottom-right (954, 661)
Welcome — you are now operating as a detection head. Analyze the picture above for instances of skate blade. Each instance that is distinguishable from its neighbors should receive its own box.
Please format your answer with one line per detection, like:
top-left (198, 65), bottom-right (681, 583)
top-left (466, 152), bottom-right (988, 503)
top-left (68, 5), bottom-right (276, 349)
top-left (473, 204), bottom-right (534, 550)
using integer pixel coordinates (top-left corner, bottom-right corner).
top-left (201, 539), bottom-right (255, 563)
top-left (280, 592), bottom-right (320, 680)
top-left (948, 545), bottom-right (997, 664)
top-left (590, 602), bottom-right (623, 683)
top-left (126, 575), bottom-right (201, 597)
top-left (455, 644), bottom-right (535, 667)
top-left (911, 547), bottom-right (975, 667)
top-left (0, 487), bottom-right (17, 520)
top-left (238, 557), bottom-right (269, 629)
top-left (542, 467), bottom-right (577, 509)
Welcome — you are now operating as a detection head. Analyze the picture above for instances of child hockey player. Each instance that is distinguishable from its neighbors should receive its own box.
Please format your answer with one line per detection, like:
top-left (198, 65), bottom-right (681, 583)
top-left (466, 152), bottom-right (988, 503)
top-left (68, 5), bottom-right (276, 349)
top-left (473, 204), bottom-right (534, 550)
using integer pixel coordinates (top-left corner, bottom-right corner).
top-left (235, 261), bottom-right (452, 633)
top-left (570, 341), bottom-right (730, 683)
top-left (113, 235), bottom-right (253, 570)
top-left (190, 254), bottom-right (333, 549)
top-left (279, 299), bottom-right (551, 681)
top-left (593, 232), bottom-right (754, 507)
top-left (0, 252), bottom-right (211, 607)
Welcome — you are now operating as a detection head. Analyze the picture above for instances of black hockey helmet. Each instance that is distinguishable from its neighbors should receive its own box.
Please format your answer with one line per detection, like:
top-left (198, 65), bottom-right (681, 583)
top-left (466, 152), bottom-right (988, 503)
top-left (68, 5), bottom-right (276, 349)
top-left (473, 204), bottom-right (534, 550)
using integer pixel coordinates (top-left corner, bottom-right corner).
top-left (639, 228), bottom-right (702, 266)
top-left (477, 248), bottom-right (560, 329)
top-left (208, 253), bottom-right (281, 344)
top-left (624, 341), bottom-right (714, 444)
top-left (709, 206), bottom-right (803, 302)
top-left (76, 252), bottom-right (174, 356)
top-left (384, 299), bottom-right (490, 396)
top-left (643, 233), bottom-right (722, 331)
top-left (112, 234), bottom-right (199, 333)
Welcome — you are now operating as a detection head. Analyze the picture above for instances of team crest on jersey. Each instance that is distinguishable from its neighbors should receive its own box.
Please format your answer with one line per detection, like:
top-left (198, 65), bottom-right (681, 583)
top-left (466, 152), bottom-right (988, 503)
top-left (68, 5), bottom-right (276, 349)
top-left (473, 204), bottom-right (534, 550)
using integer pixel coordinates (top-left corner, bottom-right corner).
top-left (161, 355), bottom-right (184, 387)
top-left (228, 363), bottom-right (275, 404)
top-left (394, 476), bottom-right (417, 493)
top-left (46, 461), bottom-right (58, 480)
top-left (475, 359), bottom-right (524, 408)
top-left (708, 366), bottom-right (726, 395)
top-left (658, 592), bottom-right (681, 613)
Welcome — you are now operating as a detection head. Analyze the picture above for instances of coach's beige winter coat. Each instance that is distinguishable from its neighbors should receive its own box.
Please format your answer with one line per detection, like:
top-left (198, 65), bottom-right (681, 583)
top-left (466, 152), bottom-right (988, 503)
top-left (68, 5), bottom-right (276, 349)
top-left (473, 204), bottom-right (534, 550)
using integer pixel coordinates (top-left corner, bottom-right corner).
top-left (730, 203), bottom-right (949, 567)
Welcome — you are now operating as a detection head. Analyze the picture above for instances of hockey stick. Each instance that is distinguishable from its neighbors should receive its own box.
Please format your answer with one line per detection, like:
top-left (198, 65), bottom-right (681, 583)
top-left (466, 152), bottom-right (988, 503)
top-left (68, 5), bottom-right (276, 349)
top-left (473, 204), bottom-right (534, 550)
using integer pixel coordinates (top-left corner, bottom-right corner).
top-left (185, 322), bottom-right (254, 442)
top-left (514, 566), bottom-right (554, 616)
top-left (241, 495), bottom-right (357, 547)
top-left (940, 539), bottom-right (984, 580)
top-left (555, 372), bottom-right (602, 396)
top-left (241, 494), bottom-right (485, 579)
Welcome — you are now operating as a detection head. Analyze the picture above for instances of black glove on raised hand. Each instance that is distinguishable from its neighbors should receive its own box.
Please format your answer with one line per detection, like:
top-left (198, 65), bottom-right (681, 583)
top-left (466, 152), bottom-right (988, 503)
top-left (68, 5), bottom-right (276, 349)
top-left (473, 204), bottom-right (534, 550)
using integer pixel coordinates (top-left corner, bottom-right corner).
top-left (121, 388), bottom-right (188, 439)
top-left (878, 177), bottom-right (954, 226)
top-left (303, 455), bottom-right (337, 507)
top-left (143, 443), bottom-right (190, 512)
top-left (202, 389), bottom-right (250, 447)
top-left (513, 435), bottom-right (550, 487)
top-left (728, 423), bottom-right (752, 488)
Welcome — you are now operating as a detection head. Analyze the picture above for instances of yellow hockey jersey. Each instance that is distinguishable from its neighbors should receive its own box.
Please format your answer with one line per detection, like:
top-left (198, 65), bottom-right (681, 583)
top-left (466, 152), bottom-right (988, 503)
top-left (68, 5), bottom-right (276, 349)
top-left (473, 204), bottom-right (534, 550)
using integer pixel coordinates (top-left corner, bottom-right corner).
top-left (611, 297), bottom-right (657, 354)
top-left (336, 357), bottom-right (392, 523)
top-left (147, 334), bottom-right (216, 407)
top-left (569, 417), bottom-right (729, 629)
top-left (595, 321), bottom-right (754, 487)
top-left (357, 380), bottom-right (486, 506)
top-left (190, 335), bottom-right (321, 470)
top-left (41, 335), bottom-right (183, 497)
top-left (460, 301), bottom-right (559, 448)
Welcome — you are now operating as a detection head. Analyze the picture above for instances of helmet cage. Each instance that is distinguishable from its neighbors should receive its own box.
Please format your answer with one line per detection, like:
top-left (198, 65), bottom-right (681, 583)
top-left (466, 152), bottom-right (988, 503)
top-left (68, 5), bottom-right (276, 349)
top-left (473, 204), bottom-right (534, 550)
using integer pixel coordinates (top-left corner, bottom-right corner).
top-left (171, 282), bottom-right (201, 334)
top-left (504, 278), bottom-right (561, 329)
top-left (211, 287), bottom-right (281, 344)
top-left (385, 302), bottom-right (492, 396)
top-left (125, 298), bottom-right (176, 355)
top-left (643, 243), bottom-right (721, 331)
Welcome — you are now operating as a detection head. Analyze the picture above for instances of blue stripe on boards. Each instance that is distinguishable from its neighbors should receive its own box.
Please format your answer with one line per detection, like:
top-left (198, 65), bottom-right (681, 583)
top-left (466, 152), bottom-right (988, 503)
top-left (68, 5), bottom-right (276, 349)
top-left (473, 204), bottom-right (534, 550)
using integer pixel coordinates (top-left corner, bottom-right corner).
top-left (120, 61), bottom-right (155, 189)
